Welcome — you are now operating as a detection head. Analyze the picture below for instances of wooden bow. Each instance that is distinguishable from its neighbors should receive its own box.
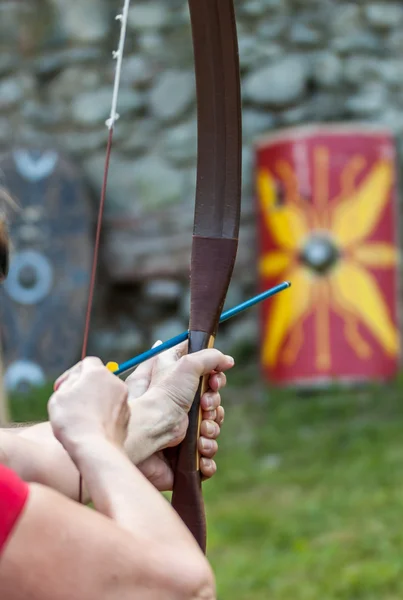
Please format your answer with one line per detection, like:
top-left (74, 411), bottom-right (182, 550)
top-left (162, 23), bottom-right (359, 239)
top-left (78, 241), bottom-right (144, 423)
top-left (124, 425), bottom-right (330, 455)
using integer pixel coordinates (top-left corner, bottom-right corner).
top-left (78, 1), bottom-right (242, 546)
top-left (171, 0), bottom-right (242, 553)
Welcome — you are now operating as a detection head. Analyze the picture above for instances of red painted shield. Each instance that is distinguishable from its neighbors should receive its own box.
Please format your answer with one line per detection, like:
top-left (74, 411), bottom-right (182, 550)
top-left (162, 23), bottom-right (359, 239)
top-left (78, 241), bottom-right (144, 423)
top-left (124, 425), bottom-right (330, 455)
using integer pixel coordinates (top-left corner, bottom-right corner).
top-left (255, 125), bottom-right (400, 386)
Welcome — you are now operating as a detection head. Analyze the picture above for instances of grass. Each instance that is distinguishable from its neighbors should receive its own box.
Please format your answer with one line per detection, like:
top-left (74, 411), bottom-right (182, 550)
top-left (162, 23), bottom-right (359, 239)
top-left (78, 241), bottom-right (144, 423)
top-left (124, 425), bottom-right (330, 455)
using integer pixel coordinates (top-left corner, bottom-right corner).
top-left (9, 372), bottom-right (403, 599)
top-left (206, 374), bottom-right (403, 599)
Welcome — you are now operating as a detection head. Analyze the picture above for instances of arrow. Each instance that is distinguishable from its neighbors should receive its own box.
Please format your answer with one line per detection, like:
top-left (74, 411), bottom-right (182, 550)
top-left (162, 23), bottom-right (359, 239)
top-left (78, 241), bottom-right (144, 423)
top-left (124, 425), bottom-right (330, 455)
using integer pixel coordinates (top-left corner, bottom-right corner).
top-left (108, 281), bottom-right (291, 376)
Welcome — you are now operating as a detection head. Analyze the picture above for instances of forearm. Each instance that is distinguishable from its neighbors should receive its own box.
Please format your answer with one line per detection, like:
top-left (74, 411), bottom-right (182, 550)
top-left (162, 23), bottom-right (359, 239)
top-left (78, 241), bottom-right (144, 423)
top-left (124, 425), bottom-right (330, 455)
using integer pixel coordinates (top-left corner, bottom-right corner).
top-left (1, 419), bottom-right (194, 546)
top-left (0, 426), bottom-right (81, 500)
top-left (0, 396), bottom-right (165, 501)
top-left (75, 437), bottom-right (197, 549)
top-left (2, 484), bottom-right (215, 600)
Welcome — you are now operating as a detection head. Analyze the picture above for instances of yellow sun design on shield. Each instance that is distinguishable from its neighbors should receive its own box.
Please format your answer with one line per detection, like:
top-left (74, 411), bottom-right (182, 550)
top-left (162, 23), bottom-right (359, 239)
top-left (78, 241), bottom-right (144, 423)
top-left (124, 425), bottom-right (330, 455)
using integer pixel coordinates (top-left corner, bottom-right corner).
top-left (258, 147), bottom-right (399, 371)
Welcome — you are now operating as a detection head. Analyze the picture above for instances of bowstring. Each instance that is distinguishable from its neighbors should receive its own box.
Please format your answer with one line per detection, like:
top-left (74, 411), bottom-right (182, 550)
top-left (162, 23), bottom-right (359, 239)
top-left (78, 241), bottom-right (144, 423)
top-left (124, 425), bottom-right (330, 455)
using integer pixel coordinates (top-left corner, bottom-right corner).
top-left (79, 0), bottom-right (131, 504)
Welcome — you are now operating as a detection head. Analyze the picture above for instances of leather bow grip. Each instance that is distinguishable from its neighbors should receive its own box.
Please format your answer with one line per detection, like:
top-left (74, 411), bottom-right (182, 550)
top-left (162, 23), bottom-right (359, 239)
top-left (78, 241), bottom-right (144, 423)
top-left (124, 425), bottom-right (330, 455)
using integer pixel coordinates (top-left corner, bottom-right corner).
top-left (171, 331), bottom-right (215, 552)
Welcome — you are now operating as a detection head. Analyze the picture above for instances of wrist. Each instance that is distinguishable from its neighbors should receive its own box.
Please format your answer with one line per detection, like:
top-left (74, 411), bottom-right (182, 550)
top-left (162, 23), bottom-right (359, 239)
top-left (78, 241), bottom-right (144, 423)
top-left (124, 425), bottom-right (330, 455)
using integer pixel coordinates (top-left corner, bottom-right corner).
top-left (126, 390), bottom-right (182, 462)
top-left (68, 434), bottom-right (122, 468)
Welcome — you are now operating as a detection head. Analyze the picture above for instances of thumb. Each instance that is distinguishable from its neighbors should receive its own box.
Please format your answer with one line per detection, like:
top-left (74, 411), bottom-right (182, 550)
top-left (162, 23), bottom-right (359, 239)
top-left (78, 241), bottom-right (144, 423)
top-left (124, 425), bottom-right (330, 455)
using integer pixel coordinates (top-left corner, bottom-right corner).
top-left (126, 340), bottom-right (162, 398)
top-left (176, 349), bottom-right (235, 379)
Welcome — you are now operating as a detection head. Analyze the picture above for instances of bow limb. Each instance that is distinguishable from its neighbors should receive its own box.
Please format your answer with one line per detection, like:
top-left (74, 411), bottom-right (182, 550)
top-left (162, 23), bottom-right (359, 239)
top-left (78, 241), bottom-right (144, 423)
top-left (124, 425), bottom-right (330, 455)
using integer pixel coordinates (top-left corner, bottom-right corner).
top-left (171, 0), bottom-right (242, 553)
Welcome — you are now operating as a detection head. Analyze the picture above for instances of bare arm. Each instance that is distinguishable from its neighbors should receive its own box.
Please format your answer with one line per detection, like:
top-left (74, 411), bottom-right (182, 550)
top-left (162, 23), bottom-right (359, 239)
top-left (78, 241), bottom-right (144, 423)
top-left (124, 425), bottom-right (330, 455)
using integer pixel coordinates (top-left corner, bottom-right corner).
top-left (1, 348), bottom-right (232, 499)
top-left (0, 483), bottom-right (214, 600)
top-left (0, 424), bottom-right (80, 499)
top-left (1, 396), bottom-right (157, 502)
top-left (1, 359), bottom-right (217, 600)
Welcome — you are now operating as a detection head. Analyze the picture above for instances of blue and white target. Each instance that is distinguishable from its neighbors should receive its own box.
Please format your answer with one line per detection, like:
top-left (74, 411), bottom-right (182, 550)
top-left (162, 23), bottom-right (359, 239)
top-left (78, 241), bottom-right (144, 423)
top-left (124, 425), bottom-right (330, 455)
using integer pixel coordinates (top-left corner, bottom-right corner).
top-left (13, 150), bottom-right (59, 182)
top-left (5, 360), bottom-right (46, 392)
top-left (4, 250), bottom-right (53, 305)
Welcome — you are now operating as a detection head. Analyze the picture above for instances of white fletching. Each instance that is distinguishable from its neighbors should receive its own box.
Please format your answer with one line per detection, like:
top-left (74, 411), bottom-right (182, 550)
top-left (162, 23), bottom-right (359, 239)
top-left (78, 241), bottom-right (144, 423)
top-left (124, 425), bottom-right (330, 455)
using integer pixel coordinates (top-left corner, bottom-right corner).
top-left (106, 0), bottom-right (131, 130)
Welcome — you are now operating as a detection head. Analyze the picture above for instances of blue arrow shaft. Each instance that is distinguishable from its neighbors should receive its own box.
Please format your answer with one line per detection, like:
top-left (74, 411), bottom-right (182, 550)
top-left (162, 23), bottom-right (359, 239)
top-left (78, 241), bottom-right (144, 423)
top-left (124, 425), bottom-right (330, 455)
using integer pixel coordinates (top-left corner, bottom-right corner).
top-left (114, 281), bottom-right (291, 376)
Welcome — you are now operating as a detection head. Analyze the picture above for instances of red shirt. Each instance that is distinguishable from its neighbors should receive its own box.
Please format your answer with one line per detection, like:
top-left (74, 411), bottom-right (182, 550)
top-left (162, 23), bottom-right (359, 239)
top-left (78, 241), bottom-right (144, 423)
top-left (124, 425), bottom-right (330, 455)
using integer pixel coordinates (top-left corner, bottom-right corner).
top-left (0, 464), bottom-right (29, 554)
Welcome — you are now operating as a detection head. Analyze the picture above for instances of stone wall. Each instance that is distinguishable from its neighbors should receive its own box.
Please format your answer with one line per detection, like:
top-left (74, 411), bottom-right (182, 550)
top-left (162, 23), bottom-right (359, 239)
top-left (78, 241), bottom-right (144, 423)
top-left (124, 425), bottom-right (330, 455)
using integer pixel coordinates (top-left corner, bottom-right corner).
top-left (1, 0), bottom-right (403, 361)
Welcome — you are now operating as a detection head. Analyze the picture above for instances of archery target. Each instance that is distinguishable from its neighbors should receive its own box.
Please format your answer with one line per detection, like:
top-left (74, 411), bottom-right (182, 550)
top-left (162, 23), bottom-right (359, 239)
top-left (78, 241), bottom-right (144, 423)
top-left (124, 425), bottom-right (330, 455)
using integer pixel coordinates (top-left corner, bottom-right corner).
top-left (4, 250), bottom-right (53, 305)
top-left (5, 360), bottom-right (46, 393)
top-left (0, 148), bottom-right (93, 391)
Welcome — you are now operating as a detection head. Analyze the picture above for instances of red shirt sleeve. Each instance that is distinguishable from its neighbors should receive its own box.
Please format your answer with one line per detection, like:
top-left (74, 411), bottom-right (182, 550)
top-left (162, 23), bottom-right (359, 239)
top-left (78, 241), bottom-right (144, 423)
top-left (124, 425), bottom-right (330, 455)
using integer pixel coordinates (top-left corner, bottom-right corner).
top-left (0, 464), bottom-right (29, 554)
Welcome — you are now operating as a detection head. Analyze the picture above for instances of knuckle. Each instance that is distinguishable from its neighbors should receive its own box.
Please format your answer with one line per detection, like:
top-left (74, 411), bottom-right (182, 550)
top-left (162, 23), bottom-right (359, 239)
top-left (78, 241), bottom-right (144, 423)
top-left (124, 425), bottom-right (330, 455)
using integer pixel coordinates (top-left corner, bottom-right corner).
top-left (208, 440), bottom-right (218, 455)
top-left (212, 392), bottom-right (221, 407)
top-left (83, 356), bottom-right (103, 368)
top-left (179, 353), bottom-right (193, 367)
top-left (178, 353), bottom-right (200, 373)
top-left (201, 458), bottom-right (216, 473)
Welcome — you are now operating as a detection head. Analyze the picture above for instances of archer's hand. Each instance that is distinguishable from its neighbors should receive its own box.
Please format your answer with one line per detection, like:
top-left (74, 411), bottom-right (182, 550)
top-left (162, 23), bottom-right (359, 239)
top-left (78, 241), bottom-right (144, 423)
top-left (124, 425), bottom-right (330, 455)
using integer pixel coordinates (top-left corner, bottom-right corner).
top-left (125, 342), bottom-right (232, 491)
top-left (49, 358), bottom-right (130, 462)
